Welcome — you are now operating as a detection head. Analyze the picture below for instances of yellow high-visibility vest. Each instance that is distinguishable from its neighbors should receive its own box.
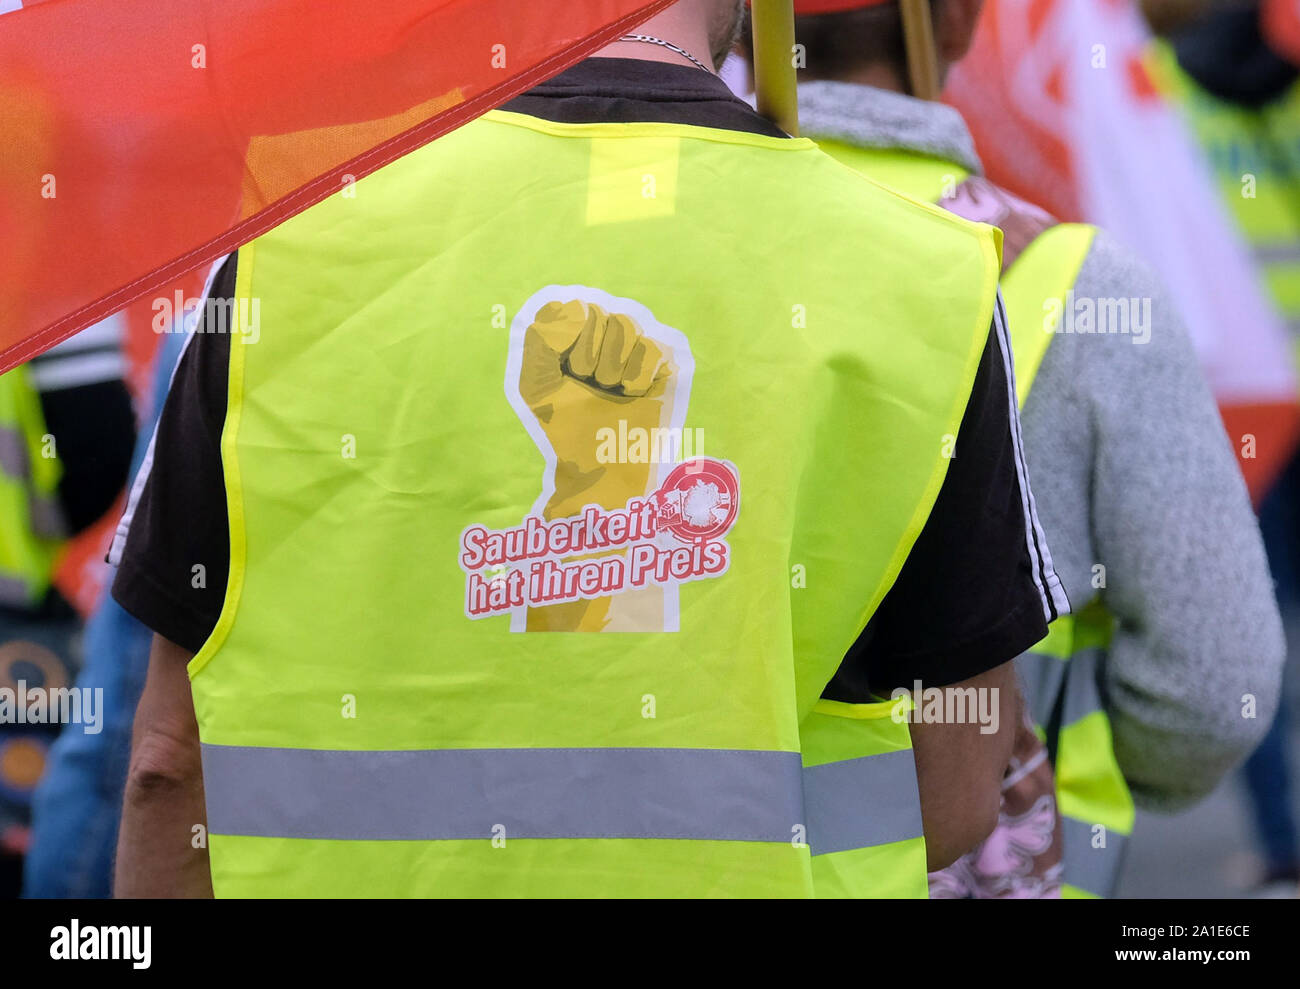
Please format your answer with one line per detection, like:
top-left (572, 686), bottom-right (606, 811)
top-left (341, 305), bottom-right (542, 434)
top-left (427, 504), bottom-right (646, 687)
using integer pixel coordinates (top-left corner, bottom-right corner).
top-left (190, 110), bottom-right (1003, 897)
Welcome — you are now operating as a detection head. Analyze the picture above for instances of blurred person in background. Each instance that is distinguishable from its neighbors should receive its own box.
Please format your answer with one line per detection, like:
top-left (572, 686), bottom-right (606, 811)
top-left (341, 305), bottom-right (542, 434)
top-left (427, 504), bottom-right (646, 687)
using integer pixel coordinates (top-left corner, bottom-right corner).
top-left (752, 0), bottom-right (1286, 897)
top-left (22, 317), bottom-right (190, 899)
top-left (0, 318), bottom-right (134, 895)
top-left (1146, 0), bottom-right (1300, 895)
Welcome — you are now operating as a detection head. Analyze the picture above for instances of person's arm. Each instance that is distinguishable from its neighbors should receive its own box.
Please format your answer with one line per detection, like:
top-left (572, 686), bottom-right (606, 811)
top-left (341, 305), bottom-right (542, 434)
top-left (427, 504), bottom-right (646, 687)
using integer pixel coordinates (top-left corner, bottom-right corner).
top-left (832, 298), bottom-right (1063, 869)
top-left (115, 633), bottom-right (212, 898)
top-left (111, 258), bottom-right (236, 898)
top-left (910, 661), bottom-right (1020, 870)
top-left (1066, 233), bottom-right (1285, 810)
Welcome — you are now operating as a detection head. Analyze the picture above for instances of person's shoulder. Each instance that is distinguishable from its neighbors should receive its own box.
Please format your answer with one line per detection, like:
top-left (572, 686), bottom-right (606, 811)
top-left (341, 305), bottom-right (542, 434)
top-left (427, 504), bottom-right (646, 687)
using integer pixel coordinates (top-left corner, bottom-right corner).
top-left (807, 142), bottom-right (1001, 236)
top-left (772, 143), bottom-right (1005, 291)
top-left (1071, 227), bottom-right (1166, 300)
top-left (1059, 226), bottom-right (1193, 360)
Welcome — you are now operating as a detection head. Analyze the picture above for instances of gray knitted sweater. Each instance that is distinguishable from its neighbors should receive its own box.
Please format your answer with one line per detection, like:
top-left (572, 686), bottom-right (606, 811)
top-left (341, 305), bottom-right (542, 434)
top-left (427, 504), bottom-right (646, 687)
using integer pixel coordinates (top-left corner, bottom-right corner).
top-left (799, 81), bottom-right (1285, 812)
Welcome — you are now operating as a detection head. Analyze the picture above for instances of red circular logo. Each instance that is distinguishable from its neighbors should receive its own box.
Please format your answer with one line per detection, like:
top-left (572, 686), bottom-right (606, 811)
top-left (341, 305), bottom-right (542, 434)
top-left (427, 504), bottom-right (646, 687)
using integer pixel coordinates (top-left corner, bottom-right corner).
top-left (653, 458), bottom-right (740, 544)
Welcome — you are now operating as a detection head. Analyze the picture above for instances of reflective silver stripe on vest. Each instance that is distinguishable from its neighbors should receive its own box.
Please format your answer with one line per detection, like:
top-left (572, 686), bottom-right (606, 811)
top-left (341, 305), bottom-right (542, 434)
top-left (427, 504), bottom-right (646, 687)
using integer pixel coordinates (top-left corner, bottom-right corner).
top-left (1015, 650), bottom-right (1067, 728)
top-left (1254, 242), bottom-right (1300, 266)
top-left (1061, 814), bottom-right (1127, 897)
top-left (0, 426), bottom-right (26, 478)
top-left (26, 492), bottom-right (65, 540)
top-left (0, 573), bottom-right (32, 606)
top-left (1027, 648), bottom-right (1126, 896)
top-left (201, 744), bottom-right (921, 853)
top-left (0, 424), bottom-right (64, 540)
top-left (1061, 648), bottom-right (1103, 726)
top-left (1015, 647), bottom-right (1105, 729)
top-left (802, 748), bottom-right (923, 854)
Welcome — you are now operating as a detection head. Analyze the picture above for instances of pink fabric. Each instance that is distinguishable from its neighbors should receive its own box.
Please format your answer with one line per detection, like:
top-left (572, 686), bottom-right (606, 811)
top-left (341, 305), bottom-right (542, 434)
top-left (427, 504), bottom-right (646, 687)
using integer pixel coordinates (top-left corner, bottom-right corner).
top-left (942, 175), bottom-right (1055, 272)
top-left (929, 702), bottom-right (1064, 899)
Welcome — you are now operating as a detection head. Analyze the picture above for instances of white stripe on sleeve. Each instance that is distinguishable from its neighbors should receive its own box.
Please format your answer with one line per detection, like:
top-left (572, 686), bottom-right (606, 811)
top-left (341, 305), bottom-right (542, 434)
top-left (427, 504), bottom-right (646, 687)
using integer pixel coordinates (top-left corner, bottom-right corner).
top-left (992, 291), bottom-right (1070, 623)
top-left (108, 256), bottom-right (229, 567)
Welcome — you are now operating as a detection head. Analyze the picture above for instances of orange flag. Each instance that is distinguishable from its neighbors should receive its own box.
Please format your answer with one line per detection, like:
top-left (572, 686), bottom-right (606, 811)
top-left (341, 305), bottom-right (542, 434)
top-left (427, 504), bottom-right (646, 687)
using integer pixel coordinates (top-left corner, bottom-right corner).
top-left (0, 0), bottom-right (673, 372)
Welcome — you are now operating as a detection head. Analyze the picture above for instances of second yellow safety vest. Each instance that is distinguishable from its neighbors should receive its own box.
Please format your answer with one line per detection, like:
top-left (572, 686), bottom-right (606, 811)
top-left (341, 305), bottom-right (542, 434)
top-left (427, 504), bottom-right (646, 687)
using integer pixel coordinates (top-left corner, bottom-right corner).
top-left (1147, 41), bottom-right (1300, 354)
top-left (0, 364), bottom-right (64, 609)
top-left (816, 139), bottom-right (1136, 898)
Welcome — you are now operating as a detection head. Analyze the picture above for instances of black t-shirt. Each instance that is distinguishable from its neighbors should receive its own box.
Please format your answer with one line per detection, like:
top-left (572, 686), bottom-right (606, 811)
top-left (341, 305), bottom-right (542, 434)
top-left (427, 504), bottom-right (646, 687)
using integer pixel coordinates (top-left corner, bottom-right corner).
top-left (111, 58), bottom-right (1063, 697)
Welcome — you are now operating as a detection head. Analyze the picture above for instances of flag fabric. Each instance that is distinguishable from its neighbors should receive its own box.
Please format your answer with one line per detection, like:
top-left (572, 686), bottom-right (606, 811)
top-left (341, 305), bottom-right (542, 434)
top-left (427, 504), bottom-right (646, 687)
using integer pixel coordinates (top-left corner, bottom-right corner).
top-left (1263, 0), bottom-right (1300, 64)
top-left (944, 0), bottom-right (1300, 499)
top-left (0, 0), bottom-right (673, 373)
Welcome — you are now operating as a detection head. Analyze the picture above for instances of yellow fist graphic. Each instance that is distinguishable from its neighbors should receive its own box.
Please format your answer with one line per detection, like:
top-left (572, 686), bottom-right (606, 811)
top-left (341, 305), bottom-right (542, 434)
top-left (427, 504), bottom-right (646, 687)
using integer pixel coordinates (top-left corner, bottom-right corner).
top-left (516, 298), bottom-right (686, 632)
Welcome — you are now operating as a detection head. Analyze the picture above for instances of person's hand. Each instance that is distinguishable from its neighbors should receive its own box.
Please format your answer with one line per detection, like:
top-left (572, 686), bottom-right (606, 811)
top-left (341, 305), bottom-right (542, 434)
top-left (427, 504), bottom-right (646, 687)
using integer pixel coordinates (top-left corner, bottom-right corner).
top-left (519, 299), bottom-right (677, 519)
top-left (516, 298), bottom-right (683, 632)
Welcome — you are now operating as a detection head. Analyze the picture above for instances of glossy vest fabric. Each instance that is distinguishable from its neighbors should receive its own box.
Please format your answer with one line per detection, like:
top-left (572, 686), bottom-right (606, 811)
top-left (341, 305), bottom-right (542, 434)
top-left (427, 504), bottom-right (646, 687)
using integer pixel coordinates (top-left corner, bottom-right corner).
top-left (191, 110), bottom-right (1002, 897)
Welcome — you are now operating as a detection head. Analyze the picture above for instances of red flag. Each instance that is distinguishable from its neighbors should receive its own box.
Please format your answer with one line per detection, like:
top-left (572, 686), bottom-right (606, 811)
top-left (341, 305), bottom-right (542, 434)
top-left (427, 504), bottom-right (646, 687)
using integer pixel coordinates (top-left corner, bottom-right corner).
top-left (1263, 0), bottom-right (1300, 64)
top-left (0, 0), bottom-right (673, 372)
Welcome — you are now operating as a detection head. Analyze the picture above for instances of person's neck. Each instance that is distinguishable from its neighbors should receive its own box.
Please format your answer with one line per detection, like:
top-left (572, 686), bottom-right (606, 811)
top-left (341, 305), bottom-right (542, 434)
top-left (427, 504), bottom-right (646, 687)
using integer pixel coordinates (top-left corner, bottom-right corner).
top-left (805, 63), bottom-right (908, 94)
top-left (593, 8), bottom-right (715, 73)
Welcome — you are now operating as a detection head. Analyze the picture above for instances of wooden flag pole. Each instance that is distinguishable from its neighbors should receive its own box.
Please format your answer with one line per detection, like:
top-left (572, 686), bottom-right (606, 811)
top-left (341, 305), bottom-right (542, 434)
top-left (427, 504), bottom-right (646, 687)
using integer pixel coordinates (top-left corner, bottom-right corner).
top-left (751, 0), bottom-right (800, 136)
top-left (899, 0), bottom-right (940, 101)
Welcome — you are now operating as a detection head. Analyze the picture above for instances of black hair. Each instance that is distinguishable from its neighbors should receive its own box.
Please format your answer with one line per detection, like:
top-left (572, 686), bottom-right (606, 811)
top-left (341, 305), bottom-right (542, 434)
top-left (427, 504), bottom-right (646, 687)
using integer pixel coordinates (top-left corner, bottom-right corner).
top-left (738, 3), bottom-right (943, 82)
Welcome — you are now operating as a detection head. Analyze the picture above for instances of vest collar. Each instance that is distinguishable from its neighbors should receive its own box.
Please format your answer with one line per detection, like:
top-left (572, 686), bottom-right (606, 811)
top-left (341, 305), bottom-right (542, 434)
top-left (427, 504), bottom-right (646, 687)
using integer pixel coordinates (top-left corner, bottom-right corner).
top-left (797, 80), bottom-right (983, 175)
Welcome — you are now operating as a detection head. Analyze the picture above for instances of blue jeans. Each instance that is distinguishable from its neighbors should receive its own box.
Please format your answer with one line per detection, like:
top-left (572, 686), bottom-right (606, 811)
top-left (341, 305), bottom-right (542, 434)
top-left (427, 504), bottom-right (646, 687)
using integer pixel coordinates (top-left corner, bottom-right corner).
top-left (21, 598), bottom-right (151, 897)
top-left (1248, 454), bottom-right (1300, 874)
top-left (1243, 689), bottom-right (1298, 873)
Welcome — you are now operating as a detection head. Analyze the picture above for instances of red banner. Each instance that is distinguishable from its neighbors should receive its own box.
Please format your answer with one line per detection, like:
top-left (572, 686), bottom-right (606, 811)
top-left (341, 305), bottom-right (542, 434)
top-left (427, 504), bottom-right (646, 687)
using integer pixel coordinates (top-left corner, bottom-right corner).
top-left (1263, 0), bottom-right (1300, 64)
top-left (0, 0), bottom-right (672, 373)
